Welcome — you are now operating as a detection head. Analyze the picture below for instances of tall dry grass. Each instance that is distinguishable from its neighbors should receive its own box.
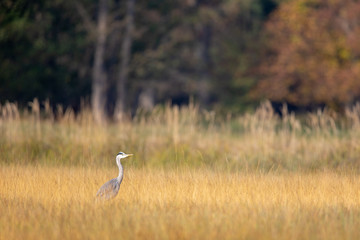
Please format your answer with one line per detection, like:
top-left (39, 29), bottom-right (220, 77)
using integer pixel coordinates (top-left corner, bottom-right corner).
top-left (1, 99), bottom-right (360, 171)
top-left (1, 165), bottom-right (360, 240)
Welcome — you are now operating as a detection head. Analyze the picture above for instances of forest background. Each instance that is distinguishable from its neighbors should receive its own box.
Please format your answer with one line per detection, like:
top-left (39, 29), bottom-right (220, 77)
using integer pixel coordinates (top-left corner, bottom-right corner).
top-left (2, 0), bottom-right (360, 120)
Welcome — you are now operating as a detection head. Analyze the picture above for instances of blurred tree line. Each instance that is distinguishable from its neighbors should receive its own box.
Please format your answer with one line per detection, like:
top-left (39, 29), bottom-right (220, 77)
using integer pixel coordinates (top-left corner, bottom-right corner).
top-left (1, 0), bottom-right (360, 119)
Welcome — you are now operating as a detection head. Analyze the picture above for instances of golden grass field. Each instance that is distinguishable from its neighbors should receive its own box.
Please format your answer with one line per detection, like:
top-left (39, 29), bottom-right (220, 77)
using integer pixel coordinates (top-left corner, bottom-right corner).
top-left (1, 165), bottom-right (360, 240)
top-left (1, 100), bottom-right (360, 239)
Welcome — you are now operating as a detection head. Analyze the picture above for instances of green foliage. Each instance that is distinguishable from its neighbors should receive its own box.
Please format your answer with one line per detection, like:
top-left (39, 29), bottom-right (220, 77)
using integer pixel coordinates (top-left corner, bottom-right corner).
top-left (0, 0), bottom-right (91, 108)
top-left (0, 0), bottom-right (280, 112)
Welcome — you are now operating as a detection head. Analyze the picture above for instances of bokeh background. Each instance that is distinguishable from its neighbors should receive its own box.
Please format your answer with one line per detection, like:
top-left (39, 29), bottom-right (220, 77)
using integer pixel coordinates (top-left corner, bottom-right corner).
top-left (2, 0), bottom-right (359, 120)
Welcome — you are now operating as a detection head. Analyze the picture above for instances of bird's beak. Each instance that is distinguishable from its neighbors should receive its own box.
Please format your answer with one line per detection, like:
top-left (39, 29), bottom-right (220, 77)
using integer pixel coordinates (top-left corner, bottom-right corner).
top-left (125, 153), bottom-right (133, 158)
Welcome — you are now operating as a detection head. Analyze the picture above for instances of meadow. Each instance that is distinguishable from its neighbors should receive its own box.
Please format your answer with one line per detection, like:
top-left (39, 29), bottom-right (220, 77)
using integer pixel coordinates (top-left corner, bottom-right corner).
top-left (1, 100), bottom-right (360, 239)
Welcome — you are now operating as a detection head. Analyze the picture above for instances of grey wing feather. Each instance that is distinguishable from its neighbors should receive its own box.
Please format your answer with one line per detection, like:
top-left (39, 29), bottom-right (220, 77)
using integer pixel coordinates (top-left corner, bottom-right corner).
top-left (96, 178), bottom-right (120, 200)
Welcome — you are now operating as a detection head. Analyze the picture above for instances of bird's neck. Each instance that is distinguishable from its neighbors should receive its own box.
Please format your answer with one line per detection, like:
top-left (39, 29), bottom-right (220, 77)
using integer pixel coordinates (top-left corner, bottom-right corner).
top-left (117, 159), bottom-right (124, 183)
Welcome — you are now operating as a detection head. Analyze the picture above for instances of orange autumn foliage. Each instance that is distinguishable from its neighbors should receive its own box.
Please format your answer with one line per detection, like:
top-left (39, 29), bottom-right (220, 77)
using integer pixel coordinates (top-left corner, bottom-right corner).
top-left (256, 0), bottom-right (360, 109)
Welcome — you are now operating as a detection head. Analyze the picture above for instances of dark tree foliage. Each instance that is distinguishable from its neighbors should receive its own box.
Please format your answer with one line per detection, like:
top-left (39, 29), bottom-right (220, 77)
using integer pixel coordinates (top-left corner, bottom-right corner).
top-left (0, 0), bottom-right (281, 113)
top-left (0, 0), bottom-right (91, 109)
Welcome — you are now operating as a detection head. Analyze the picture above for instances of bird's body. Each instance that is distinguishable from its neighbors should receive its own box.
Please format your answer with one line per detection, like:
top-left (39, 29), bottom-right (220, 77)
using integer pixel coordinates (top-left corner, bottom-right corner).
top-left (96, 152), bottom-right (133, 201)
top-left (96, 178), bottom-right (121, 200)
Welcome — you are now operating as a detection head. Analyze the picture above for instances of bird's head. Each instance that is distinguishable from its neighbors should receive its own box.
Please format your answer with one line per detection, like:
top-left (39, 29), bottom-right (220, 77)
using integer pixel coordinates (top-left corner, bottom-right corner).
top-left (116, 151), bottom-right (133, 160)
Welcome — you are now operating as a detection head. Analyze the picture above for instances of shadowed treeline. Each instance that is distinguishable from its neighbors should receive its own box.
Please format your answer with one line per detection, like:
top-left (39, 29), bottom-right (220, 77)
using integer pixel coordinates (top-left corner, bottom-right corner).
top-left (1, 0), bottom-right (359, 116)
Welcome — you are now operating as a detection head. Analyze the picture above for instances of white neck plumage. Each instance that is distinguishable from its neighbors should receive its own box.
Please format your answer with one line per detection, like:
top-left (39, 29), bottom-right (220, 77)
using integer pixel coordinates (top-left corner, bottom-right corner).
top-left (116, 156), bottom-right (124, 183)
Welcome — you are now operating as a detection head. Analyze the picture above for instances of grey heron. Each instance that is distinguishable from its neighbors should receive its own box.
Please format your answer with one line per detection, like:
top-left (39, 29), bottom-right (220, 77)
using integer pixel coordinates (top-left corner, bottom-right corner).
top-left (96, 152), bottom-right (133, 200)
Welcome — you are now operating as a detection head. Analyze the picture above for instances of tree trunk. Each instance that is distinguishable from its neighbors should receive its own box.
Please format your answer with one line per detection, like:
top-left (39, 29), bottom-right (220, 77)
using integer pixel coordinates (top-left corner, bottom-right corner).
top-left (138, 88), bottom-right (154, 111)
top-left (92, 0), bottom-right (108, 124)
top-left (114, 0), bottom-right (135, 121)
top-left (197, 23), bottom-right (212, 108)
